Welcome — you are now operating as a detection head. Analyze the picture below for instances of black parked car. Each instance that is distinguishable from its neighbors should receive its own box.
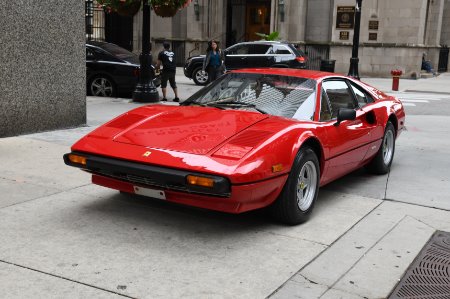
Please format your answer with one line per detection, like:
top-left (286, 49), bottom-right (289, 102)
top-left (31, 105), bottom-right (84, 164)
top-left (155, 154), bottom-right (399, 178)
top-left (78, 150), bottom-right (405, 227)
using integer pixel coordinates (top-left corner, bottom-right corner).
top-left (86, 41), bottom-right (160, 97)
top-left (184, 41), bottom-right (307, 85)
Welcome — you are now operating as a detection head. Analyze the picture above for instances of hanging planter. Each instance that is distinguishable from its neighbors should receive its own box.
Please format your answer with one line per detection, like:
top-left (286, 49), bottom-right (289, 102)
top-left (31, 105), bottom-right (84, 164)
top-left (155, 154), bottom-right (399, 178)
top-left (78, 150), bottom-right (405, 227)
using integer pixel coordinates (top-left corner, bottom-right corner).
top-left (152, 4), bottom-right (179, 17)
top-left (97, 0), bottom-right (192, 18)
top-left (151, 0), bottom-right (192, 18)
top-left (116, 0), bottom-right (141, 16)
top-left (97, 0), bottom-right (141, 17)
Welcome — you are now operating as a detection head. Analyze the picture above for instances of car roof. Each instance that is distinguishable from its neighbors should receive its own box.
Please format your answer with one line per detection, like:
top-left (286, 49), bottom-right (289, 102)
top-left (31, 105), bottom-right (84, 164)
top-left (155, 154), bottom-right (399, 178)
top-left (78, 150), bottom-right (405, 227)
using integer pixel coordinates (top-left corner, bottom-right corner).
top-left (230, 68), bottom-right (344, 80)
top-left (86, 40), bottom-right (109, 47)
top-left (236, 41), bottom-right (292, 45)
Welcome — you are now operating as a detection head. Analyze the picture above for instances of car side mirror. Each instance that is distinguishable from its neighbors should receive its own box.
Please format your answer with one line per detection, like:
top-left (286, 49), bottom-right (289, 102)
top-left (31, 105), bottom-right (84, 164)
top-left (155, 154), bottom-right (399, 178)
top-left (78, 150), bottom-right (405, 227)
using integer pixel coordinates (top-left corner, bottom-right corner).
top-left (334, 108), bottom-right (356, 126)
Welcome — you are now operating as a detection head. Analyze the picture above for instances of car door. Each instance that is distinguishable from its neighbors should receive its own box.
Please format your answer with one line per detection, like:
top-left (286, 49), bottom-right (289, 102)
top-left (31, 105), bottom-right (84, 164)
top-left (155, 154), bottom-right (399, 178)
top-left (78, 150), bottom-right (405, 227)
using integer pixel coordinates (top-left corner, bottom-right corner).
top-left (319, 79), bottom-right (374, 182)
top-left (224, 43), bottom-right (250, 70)
top-left (248, 43), bottom-right (273, 67)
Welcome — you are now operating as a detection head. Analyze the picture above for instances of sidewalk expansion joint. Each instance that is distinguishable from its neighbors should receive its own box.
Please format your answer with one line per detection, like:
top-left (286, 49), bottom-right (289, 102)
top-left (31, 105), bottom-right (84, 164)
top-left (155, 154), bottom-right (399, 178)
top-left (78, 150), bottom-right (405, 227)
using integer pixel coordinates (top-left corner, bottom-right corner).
top-left (0, 183), bottom-right (96, 211)
top-left (267, 200), bottom-right (384, 298)
top-left (324, 215), bottom-right (410, 293)
top-left (0, 259), bottom-right (136, 299)
top-left (266, 232), bottom-right (329, 247)
top-left (382, 198), bottom-right (450, 212)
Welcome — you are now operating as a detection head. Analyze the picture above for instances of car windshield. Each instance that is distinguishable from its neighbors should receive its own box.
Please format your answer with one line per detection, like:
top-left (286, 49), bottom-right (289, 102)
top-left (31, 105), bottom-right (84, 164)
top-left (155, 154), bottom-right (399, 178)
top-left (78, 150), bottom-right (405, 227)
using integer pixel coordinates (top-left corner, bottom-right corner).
top-left (183, 73), bottom-right (317, 120)
top-left (98, 43), bottom-right (139, 64)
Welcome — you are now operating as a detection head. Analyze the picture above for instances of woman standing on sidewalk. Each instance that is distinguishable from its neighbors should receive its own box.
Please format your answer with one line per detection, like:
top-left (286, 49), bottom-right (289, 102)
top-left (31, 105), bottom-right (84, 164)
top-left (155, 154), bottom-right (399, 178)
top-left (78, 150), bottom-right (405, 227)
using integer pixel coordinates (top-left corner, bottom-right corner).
top-left (202, 40), bottom-right (225, 83)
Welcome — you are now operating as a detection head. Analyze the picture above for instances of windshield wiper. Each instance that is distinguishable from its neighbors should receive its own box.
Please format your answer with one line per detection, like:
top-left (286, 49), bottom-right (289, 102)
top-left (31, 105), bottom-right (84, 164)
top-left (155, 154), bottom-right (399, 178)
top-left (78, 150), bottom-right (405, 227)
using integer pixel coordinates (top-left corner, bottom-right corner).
top-left (206, 101), bottom-right (267, 114)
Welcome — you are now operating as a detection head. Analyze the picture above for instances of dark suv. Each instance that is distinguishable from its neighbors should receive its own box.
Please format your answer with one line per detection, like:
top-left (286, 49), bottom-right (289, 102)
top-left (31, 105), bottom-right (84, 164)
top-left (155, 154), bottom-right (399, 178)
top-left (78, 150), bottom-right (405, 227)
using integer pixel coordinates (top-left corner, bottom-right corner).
top-left (184, 41), bottom-right (307, 85)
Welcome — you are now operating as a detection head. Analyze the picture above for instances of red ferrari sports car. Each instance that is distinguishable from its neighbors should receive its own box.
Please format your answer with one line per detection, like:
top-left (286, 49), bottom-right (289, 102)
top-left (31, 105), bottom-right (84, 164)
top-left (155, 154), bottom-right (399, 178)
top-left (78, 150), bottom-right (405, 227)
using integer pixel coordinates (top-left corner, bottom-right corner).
top-left (64, 69), bottom-right (405, 224)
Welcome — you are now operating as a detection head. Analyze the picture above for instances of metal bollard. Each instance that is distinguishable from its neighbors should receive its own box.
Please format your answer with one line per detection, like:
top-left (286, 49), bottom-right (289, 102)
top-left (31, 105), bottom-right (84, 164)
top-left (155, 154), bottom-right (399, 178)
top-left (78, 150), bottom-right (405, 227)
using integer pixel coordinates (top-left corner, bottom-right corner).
top-left (391, 69), bottom-right (403, 91)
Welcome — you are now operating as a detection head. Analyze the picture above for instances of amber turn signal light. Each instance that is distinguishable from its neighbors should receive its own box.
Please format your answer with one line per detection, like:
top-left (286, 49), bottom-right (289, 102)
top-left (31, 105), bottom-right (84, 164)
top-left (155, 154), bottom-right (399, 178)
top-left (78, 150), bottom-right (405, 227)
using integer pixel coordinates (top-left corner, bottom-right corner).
top-left (272, 164), bottom-right (283, 173)
top-left (68, 154), bottom-right (87, 166)
top-left (186, 175), bottom-right (214, 188)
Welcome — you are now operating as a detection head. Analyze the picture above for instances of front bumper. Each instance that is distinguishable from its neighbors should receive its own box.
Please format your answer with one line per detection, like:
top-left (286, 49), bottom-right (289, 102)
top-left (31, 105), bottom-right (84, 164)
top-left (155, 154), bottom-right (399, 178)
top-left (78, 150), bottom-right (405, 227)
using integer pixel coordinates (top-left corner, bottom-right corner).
top-left (64, 152), bottom-right (288, 213)
top-left (64, 152), bottom-right (230, 197)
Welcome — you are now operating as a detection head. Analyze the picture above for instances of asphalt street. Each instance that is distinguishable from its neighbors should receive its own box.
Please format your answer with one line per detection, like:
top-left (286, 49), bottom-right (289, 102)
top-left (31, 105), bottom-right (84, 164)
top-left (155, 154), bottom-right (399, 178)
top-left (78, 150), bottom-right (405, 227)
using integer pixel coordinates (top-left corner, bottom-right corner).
top-left (1, 70), bottom-right (449, 299)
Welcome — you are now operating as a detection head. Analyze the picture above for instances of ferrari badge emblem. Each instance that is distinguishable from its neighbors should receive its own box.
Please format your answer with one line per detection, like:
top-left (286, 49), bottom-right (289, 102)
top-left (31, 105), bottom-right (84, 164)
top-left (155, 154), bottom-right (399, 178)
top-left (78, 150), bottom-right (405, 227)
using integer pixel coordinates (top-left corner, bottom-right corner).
top-left (143, 151), bottom-right (152, 157)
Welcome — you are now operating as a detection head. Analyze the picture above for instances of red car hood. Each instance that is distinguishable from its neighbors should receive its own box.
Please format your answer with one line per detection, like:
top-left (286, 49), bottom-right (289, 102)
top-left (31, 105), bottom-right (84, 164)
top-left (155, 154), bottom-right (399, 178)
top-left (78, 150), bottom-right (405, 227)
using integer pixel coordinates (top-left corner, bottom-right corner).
top-left (112, 106), bottom-right (269, 154)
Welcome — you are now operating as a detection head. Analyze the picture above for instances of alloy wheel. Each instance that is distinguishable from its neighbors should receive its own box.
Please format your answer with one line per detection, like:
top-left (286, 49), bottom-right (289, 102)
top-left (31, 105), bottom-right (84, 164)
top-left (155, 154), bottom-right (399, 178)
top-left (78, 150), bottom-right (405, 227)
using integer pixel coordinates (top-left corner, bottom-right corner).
top-left (195, 70), bottom-right (209, 85)
top-left (383, 129), bottom-right (394, 165)
top-left (91, 77), bottom-right (114, 97)
top-left (296, 161), bottom-right (318, 211)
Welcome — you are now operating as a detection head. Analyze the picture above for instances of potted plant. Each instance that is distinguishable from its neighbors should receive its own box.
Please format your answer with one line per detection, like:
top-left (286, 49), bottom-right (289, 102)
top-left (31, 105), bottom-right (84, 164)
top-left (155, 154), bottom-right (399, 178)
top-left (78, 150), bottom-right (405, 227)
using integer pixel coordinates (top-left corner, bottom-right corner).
top-left (97, 0), bottom-right (192, 18)
top-left (152, 0), bottom-right (192, 17)
top-left (97, 0), bottom-right (142, 17)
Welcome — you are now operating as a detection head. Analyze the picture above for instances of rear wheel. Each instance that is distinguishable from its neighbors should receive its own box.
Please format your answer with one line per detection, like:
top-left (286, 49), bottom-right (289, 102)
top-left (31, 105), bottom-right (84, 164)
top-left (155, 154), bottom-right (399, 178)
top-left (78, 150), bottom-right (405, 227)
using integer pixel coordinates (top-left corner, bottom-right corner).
top-left (192, 66), bottom-right (209, 85)
top-left (366, 121), bottom-right (396, 174)
top-left (89, 75), bottom-right (116, 97)
top-left (270, 147), bottom-right (320, 225)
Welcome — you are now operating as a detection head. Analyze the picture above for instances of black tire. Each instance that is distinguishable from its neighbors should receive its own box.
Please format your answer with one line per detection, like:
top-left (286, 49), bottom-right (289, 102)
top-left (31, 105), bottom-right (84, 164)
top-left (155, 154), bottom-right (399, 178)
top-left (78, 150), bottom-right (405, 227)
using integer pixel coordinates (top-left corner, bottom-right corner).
top-left (192, 66), bottom-right (209, 85)
top-left (270, 147), bottom-right (320, 225)
top-left (366, 121), bottom-right (396, 174)
top-left (88, 75), bottom-right (116, 97)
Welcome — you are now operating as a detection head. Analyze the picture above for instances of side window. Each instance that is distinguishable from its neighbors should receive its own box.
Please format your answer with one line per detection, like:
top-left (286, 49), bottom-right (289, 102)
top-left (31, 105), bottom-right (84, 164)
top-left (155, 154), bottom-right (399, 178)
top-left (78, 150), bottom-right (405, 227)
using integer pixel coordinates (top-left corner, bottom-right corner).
top-left (322, 80), bottom-right (358, 119)
top-left (86, 48), bottom-right (95, 60)
top-left (273, 45), bottom-right (292, 54)
top-left (349, 82), bottom-right (374, 107)
top-left (250, 44), bottom-right (271, 54)
top-left (227, 44), bottom-right (249, 55)
top-left (320, 87), bottom-right (332, 121)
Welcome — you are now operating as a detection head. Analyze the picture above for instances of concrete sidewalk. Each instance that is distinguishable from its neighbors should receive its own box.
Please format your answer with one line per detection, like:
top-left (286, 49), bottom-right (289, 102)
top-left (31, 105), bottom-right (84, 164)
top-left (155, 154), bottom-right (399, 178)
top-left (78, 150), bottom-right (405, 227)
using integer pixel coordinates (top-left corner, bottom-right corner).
top-left (1, 70), bottom-right (450, 298)
top-left (362, 71), bottom-right (450, 94)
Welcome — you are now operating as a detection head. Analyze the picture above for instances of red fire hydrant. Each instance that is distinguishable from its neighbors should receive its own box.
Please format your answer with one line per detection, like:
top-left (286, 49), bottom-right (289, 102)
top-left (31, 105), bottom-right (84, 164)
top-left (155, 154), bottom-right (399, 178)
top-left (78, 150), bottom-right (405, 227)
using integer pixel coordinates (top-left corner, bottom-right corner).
top-left (391, 69), bottom-right (403, 91)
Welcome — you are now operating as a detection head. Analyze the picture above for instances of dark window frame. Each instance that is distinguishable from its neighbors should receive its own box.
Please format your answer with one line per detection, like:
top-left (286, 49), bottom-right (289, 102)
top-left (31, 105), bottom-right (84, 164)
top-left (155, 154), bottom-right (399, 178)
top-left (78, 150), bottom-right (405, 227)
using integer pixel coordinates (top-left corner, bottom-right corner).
top-left (321, 78), bottom-right (359, 120)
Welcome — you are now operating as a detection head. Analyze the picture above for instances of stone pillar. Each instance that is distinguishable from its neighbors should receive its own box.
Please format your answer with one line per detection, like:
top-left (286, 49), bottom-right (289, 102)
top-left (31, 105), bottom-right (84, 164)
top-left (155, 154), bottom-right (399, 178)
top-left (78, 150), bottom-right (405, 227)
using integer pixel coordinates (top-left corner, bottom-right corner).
top-left (277, 0), bottom-right (307, 41)
top-left (441, 0), bottom-right (450, 45)
top-left (0, 1), bottom-right (85, 137)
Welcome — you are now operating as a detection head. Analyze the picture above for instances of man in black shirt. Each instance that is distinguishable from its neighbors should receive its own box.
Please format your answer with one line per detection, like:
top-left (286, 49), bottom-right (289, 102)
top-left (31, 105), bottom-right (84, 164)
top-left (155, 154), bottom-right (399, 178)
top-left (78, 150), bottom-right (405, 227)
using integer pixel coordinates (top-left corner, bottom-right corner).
top-left (156, 41), bottom-right (179, 102)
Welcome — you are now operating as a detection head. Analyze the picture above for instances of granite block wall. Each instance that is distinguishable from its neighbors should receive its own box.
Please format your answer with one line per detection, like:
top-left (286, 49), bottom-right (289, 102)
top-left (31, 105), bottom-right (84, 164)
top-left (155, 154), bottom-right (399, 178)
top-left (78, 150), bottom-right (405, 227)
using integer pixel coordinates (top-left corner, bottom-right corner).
top-left (331, 45), bottom-right (430, 78)
top-left (0, 1), bottom-right (86, 137)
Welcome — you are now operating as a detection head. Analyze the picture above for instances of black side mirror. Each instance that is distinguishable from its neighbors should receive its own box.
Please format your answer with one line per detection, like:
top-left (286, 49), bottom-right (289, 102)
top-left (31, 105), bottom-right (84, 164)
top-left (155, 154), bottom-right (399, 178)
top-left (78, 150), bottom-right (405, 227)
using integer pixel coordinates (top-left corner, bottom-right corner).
top-left (334, 108), bottom-right (356, 126)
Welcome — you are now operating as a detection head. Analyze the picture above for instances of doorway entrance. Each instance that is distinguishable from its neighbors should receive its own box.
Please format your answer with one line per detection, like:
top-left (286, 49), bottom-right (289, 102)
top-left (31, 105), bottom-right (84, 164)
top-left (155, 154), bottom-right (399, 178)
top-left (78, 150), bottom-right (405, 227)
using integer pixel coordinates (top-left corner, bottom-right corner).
top-left (246, 3), bottom-right (271, 41)
top-left (226, 0), bottom-right (271, 47)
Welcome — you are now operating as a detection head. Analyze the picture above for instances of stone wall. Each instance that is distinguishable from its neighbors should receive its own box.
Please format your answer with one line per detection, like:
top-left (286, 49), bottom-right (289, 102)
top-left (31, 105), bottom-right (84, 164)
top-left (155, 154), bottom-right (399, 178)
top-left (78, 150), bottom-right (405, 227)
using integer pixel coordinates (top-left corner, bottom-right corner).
top-left (441, 0), bottom-right (450, 45)
top-left (0, 1), bottom-right (85, 138)
top-left (305, 0), bottom-right (331, 42)
top-left (330, 45), bottom-right (433, 78)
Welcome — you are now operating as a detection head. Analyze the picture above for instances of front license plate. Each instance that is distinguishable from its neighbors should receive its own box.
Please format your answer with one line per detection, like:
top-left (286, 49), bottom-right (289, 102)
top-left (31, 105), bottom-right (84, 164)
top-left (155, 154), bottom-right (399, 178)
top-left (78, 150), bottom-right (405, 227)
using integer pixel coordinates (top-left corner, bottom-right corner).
top-left (133, 186), bottom-right (166, 200)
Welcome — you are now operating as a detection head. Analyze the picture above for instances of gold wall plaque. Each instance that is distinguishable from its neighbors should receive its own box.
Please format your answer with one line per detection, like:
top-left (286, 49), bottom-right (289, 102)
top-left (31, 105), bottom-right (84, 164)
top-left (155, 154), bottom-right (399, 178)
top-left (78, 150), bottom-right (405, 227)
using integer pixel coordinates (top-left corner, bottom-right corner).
top-left (369, 20), bottom-right (379, 30)
top-left (369, 33), bottom-right (377, 41)
top-left (336, 6), bottom-right (355, 29)
top-left (339, 31), bottom-right (349, 40)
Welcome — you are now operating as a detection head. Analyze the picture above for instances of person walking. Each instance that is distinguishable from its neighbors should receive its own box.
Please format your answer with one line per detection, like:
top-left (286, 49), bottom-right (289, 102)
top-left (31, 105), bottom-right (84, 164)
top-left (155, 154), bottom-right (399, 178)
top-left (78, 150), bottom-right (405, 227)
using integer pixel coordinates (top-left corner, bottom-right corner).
top-left (156, 41), bottom-right (179, 102)
top-left (202, 40), bottom-right (225, 83)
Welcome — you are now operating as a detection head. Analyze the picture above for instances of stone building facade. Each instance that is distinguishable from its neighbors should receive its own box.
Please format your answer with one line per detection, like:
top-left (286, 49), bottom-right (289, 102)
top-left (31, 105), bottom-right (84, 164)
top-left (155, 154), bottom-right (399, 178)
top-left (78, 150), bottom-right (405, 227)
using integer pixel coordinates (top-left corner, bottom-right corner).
top-left (1, 1), bottom-right (85, 137)
top-left (115, 0), bottom-right (450, 78)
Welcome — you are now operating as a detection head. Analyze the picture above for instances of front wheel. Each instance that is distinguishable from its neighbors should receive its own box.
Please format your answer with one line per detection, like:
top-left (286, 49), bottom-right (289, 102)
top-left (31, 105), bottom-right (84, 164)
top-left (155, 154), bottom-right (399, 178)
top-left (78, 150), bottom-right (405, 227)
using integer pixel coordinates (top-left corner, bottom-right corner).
top-left (270, 147), bottom-right (320, 225)
top-left (366, 121), bottom-right (396, 174)
top-left (88, 75), bottom-right (116, 97)
top-left (192, 66), bottom-right (209, 85)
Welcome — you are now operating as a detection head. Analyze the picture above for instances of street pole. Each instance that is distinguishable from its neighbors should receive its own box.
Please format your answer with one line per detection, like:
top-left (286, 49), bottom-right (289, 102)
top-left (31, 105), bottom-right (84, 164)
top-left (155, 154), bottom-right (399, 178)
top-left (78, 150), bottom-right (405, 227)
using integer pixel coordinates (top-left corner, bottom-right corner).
top-left (133, 0), bottom-right (159, 102)
top-left (348, 0), bottom-right (362, 80)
